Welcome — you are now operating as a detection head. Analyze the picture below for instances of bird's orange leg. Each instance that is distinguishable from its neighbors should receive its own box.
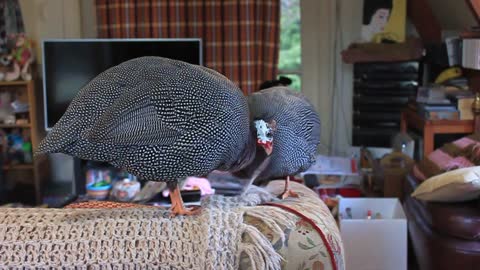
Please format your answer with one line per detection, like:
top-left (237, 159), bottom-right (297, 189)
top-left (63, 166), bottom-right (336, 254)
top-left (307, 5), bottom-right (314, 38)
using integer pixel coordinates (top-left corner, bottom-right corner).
top-left (169, 185), bottom-right (201, 217)
top-left (278, 176), bottom-right (299, 199)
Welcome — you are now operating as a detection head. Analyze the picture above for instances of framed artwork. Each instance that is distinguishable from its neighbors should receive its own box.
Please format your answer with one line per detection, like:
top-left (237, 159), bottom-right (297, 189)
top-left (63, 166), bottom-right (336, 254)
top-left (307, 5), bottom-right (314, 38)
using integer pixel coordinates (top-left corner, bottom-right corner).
top-left (361, 0), bottom-right (406, 43)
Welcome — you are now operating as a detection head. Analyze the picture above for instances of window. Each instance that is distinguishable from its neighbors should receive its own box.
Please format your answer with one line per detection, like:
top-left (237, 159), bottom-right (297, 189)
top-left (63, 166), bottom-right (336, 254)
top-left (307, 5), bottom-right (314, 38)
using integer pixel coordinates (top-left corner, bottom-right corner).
top-left (278, 0), bottom-right (301, 91)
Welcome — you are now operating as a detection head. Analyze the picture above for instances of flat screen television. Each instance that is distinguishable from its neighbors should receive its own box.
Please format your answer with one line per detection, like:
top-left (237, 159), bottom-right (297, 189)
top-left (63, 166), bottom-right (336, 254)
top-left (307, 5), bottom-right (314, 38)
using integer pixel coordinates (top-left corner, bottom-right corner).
top-left (42, 38), bottom-right (202, 130)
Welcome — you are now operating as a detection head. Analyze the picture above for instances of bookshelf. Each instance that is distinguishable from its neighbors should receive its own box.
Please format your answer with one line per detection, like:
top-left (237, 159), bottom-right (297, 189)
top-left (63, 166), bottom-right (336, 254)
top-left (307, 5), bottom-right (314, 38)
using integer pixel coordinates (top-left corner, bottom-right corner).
top-left (0, 80), bottom-right (44, 205)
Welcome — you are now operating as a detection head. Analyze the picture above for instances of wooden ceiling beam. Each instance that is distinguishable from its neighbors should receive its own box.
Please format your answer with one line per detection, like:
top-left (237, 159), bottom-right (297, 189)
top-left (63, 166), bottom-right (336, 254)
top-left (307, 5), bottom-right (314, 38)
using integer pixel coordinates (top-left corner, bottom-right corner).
top-left (407, 0), bottom-right (442, 44)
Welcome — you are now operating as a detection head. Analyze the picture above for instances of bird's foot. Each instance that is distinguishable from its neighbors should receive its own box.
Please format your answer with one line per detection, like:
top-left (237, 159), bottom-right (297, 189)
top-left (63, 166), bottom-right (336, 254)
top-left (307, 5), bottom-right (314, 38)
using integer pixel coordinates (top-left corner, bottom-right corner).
top-left (167, 183), bottom-right (202, 217)
top-left (169, 204), bottom-right (201, 218)
top-left (278, 189), bottom-right (299, 200)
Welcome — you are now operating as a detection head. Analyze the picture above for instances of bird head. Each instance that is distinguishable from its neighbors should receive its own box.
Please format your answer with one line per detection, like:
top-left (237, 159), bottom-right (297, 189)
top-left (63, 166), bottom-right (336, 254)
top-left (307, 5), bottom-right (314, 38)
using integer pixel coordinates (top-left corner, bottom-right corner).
top-left (254, 119), bottom-right (276, 156)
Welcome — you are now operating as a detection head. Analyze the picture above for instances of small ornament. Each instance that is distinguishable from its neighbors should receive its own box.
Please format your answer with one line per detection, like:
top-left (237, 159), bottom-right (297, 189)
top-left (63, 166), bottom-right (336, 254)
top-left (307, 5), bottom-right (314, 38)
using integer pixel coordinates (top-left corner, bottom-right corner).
top-left (345, 207), bottom-right (353, 219)
top-left (366, 210), bottom-right (372, 220)
top-left (375, 212), bottom-right (382, 219)
top-left (3, 33), bottom-right (34, 81)
top-left (111, 177), bottom-right (141, 202)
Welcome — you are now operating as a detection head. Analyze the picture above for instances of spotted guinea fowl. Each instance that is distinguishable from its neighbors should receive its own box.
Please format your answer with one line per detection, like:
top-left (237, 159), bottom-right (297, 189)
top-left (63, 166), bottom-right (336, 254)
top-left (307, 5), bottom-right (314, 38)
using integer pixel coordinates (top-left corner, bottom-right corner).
top-left (237, 86), bottom-right (321, 199)
top-left (37, 56), bottom-right (266, 216)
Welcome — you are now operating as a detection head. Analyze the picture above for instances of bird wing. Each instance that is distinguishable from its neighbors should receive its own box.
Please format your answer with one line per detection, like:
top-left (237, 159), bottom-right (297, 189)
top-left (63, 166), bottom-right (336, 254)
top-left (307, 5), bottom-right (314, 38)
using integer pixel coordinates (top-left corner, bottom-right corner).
top-left (85, 80), bottom-right (183, 146)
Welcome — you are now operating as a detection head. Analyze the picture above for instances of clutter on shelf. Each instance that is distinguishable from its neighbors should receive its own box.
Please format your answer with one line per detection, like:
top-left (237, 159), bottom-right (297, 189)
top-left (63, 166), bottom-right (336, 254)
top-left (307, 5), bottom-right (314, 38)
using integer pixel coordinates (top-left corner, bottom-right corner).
top-left (409, 69), bottom-right (474, 121)
top-left (0, 128), bottom-right (32, 165)
top-left (85, 169), bottom-right (113, 200)
top-left (0, 33), bottom-right (34, 82)
top-left (111, 177), bottom-right (141, 202)
top-left (0, 88), bottom-right (30, 125)
top-left (83, 163), bottom-right (215, 205)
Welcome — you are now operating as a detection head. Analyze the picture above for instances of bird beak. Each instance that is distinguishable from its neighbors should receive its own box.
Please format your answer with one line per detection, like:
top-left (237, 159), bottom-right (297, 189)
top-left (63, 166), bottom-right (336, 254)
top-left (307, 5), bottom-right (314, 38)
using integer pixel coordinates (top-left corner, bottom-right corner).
top-left (262, 141), bottom-right (273, 156)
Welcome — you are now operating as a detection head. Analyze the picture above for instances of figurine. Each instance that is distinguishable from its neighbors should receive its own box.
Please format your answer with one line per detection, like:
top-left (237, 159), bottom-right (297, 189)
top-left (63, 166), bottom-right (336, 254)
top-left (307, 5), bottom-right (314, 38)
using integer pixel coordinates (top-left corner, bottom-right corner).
top-left (86, 170), bottom-right (112, 200)
top-left (21, 131), bottom-right (32, 163)
top-left (22, 141), bottom-right (32, 163)
top-left (0, 92), bottom-right (14, 123)
top-left (4, 33), bottom-right (34, 81)
top-left (7, 128), bottom-right (25, 164)
top-left (366, 210), bottom-right (372, 220)
top-left (111, 177), bottom-right (141, 202)
top-left (345, 207), bottom-right (353, 219)
top-left (0, 54), bottom-right (11, 81)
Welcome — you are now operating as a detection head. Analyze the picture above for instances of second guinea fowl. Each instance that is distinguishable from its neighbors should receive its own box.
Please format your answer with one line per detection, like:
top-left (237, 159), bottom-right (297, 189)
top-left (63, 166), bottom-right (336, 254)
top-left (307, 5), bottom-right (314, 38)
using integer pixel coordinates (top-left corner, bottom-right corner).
top-left (236, 86), bottom-right (321, 199)
top-left (36, 56), bottom-right (273, 216)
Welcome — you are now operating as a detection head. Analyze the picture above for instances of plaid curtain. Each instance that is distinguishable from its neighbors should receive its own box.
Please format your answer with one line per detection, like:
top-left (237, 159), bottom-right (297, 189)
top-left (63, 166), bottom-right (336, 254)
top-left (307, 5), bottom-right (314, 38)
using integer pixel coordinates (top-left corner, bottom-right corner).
top-left (95, 0), bottom-right (280, 94)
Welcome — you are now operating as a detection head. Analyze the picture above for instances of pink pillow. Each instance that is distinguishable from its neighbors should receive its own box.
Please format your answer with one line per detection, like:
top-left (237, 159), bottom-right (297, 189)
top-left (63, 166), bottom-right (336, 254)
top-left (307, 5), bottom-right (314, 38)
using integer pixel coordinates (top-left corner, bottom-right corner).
top-left (445, 157), bottom-right (474, 171)
top-left (452, 137), bottom-right (476, 149)
top-left (428, 150), bottom-right (454, 170)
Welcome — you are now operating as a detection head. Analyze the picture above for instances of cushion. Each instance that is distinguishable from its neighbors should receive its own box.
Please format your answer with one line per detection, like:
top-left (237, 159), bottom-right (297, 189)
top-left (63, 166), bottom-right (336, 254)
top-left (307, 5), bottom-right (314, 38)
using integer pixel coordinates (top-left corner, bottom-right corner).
top-left (412, 166), bottom-right (480, 202)
top-left (406, 175), bottom-right (480, 241)
top-left (416, 134), bottom-right (480, 179)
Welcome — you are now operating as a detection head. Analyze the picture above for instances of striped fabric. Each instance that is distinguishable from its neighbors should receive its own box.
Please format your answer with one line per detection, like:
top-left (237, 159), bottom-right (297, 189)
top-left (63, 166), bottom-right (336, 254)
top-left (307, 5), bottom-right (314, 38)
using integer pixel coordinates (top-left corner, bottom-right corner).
top-left (95, 0), bottom-right (280, 94)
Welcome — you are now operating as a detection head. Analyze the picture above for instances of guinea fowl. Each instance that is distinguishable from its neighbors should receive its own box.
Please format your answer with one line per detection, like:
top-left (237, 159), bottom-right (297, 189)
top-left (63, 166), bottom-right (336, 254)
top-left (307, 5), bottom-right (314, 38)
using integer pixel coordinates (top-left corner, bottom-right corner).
top-left (237, 87), bottom-right (321, 199)
top-left (37, 56), bottom-right (272, 216)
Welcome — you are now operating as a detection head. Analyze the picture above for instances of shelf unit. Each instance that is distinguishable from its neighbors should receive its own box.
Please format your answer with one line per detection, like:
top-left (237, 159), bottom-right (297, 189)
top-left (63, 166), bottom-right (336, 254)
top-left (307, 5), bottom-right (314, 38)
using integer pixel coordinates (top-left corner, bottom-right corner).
top-left (0, 80), bottom-right (43, 205)
top-left (352, 61), bottom-right (421, 148)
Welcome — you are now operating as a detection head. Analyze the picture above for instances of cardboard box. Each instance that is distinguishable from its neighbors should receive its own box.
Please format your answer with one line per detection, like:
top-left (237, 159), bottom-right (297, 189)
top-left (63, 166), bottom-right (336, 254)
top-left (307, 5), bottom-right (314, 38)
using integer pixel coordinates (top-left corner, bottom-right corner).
top-left (339, 198), bottom-right (407, 270)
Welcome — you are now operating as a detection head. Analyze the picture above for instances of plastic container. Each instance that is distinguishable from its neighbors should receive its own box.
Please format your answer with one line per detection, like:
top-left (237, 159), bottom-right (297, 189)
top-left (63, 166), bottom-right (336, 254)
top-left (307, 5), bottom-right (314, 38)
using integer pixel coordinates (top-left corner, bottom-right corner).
top-left (339, 198), bottom-right (407, 270)
top-left (86, 184), bottom-right (111, 200)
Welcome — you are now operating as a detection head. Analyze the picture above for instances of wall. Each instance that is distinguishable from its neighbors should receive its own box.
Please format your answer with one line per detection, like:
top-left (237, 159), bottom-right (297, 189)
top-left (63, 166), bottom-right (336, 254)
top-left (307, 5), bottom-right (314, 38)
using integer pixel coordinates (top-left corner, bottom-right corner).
top-left (18, 0), bottom-right (96, 185)
top-left (80, 0), bottom-right (97, 38)
top-left (19, 0), bottom-right (83, 64)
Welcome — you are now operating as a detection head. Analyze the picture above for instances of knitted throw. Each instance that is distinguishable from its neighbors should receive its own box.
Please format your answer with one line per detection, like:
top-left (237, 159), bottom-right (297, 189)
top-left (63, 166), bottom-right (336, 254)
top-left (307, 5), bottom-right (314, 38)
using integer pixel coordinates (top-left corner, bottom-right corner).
top-left (0, 187), bottom-right (295, 269)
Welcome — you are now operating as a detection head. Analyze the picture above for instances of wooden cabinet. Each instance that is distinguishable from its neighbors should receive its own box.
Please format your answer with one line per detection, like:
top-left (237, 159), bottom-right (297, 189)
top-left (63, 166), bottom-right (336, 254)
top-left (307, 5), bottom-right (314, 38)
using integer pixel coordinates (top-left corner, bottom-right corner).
top-left (0, 80), bottom-right (44, 205)
top-left (400, 107), bottom-right (474, 157)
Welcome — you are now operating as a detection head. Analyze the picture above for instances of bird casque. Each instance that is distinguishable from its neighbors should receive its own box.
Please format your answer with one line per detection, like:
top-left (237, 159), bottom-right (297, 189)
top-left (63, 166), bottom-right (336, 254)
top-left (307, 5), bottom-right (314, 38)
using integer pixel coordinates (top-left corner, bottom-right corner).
top-left (236, 87), bottom-right (321, 199)
top-left (37, 56), bottom-right (274, 216)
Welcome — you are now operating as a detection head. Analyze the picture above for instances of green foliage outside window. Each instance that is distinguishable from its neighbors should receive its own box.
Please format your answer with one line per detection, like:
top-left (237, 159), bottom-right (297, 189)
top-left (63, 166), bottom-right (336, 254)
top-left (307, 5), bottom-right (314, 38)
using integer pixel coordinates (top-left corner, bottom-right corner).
top-left (278, 0), bottom-right (301, 91)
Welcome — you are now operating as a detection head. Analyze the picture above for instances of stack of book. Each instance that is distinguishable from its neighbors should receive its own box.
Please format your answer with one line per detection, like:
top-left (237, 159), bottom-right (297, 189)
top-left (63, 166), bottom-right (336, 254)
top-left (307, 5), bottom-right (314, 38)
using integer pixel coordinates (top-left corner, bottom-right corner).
top-left (416, 85), bottom-right (459, 120)
top-left (417, 104), bottom-right (459, 120)
top-left (446, 89), bottom-right (475, 120)
top-left (415, 84), bottom-right (474, 120)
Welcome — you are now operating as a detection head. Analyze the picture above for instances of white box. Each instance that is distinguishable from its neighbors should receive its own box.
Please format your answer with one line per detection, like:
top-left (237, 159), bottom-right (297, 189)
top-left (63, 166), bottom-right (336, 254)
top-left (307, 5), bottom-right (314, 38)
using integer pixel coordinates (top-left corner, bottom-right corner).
top-left (339, 198), bottom-right (407, 270)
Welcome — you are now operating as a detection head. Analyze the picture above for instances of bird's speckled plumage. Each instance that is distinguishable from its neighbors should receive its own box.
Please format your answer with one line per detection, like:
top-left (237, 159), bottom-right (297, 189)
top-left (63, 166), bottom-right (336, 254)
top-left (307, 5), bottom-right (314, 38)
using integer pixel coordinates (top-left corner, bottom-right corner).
top-left (239, 87), bottom-right (321, 182)
top-left (37, 56), bottom-right (254, 182)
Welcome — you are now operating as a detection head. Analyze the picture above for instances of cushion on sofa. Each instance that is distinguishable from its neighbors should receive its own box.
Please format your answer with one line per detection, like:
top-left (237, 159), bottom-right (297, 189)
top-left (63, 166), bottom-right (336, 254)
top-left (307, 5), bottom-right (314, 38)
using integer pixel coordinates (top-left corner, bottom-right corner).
top-left (412, 166), bottom-right (480, 202)
top-left (417, 134), bottom-right (480, 179)
top-left (406, 175), bottom-right (480, 241)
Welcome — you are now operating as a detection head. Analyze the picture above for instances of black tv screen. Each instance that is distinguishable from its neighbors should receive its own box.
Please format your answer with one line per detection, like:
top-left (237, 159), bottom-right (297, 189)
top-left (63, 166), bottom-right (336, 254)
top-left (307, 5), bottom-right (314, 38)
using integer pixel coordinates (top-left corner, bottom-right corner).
top-left (42, 39), bottom-right (202, 130)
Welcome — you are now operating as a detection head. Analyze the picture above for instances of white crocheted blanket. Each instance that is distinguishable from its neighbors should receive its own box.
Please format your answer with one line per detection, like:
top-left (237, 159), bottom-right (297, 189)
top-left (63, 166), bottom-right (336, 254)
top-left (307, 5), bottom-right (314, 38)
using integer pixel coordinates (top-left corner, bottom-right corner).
top-left (0, 187), bottom-right (295, 269)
